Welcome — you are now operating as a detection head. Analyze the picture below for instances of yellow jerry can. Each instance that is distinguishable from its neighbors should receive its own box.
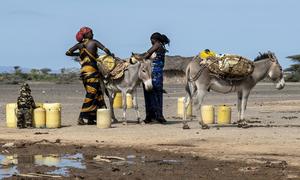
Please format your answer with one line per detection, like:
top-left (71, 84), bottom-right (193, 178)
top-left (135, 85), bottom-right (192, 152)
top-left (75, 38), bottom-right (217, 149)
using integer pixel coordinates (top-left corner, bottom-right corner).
top-left (201, 105), bottom-right (215, 124)
top-left (126, 93), bottom-right (133, 109)
top-left (44, 103), bottom-right (61, 128)
top-left (113, 92), bottom-right (122, 109)
top-left (177, 97), bottom-right (192, 117)
top-left (217, 105), bottom-right (231, 124)
top-left (6, 103), bottom-right (17, 128)
top-left (97, 109), bottom-right (111, 129)
top-left (199, 50), bottom-right (216, 59)
top-left (33, 107), bottom-right (46, 128)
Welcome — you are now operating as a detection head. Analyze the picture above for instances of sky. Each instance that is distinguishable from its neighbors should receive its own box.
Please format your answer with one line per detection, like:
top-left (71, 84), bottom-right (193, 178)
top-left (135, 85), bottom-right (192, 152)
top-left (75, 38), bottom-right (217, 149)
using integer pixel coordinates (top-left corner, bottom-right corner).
top-left (0, 0), bottom-right (299, 70)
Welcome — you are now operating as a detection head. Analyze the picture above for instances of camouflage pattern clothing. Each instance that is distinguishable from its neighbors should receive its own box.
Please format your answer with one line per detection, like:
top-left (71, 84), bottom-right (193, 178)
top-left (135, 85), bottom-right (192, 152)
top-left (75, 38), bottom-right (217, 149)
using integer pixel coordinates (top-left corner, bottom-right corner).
top-left (16, 83), bottom-right (36, 128)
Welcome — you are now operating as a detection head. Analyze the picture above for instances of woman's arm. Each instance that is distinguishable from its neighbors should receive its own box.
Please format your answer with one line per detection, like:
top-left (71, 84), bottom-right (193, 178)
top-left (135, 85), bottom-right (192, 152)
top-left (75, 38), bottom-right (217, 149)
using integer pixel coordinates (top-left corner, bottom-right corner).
top-left (66, 43), bottom-right (81, 56)
top-left (95, 40), bottom-right (114, 57)
top-left (143, 42), bottom-right (160, 59)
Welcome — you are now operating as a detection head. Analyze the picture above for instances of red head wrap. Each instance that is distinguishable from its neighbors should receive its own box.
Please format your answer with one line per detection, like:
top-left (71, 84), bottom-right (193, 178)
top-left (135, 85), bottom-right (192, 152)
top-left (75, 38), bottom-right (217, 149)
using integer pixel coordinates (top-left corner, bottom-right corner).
top-left (76, 27), bottom-right (93, 42)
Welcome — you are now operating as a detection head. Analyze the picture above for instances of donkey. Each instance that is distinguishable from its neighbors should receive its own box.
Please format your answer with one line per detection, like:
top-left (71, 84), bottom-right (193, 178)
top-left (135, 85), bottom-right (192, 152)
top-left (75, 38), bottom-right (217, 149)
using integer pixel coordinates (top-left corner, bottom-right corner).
top-left (98, 53), bottom-right (153, 125)
top-left (183, 51), bottom-right (285, 129)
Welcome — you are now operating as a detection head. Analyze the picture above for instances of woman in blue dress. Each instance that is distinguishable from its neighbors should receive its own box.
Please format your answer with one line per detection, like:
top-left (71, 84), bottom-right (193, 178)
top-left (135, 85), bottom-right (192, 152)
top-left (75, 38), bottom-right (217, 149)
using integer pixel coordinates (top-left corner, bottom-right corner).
top-left (142, 32), bottom-right (170, 124)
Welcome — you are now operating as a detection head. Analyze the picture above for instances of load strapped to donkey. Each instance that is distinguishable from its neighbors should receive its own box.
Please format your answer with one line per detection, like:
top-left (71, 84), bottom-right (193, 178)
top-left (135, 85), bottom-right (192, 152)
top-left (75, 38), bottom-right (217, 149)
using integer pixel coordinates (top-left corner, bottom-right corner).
top-left (198, 50), bottom-right (254, 80)
top-left (97, 55), bottom-right (130, 80)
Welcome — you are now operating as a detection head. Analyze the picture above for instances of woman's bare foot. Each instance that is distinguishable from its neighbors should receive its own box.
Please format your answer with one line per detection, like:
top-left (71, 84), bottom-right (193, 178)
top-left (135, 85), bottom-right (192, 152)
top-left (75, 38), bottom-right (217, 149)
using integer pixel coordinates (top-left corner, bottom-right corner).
top-left (77, 118), bottom-right (86, 125)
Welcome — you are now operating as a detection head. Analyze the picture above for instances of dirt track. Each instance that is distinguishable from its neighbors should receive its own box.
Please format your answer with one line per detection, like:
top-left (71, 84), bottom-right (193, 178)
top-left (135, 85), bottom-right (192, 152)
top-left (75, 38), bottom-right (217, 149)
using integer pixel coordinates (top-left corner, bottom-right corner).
top-left (0, 82), bottom-right (300, 179)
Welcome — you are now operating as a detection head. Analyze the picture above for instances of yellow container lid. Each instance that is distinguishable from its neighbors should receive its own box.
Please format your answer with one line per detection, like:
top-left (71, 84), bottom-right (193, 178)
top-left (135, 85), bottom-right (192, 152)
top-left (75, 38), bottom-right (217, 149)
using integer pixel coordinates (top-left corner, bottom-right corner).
top-left (43, 103), bottom-right (61, 110)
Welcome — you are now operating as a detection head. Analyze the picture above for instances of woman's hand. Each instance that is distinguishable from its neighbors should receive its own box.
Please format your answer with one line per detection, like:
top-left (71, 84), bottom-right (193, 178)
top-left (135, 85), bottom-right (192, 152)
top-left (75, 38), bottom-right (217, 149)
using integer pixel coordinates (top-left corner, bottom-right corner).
top-left (66, 50), bottom-right (80, 57)
top-left (66, 43), bottom-right (81, 56)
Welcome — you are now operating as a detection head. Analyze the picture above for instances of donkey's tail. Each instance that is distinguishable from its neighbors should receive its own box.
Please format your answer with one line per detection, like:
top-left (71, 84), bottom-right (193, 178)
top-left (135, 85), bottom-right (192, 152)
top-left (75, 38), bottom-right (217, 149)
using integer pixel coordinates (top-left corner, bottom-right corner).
top-left (185, 67), bottom-right (192, 98)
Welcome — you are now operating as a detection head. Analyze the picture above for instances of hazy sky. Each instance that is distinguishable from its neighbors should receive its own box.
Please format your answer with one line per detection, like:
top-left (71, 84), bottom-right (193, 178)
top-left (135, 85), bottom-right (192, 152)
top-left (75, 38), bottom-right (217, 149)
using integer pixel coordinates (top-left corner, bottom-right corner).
top-left (0, 0), bottom-right (299, 70)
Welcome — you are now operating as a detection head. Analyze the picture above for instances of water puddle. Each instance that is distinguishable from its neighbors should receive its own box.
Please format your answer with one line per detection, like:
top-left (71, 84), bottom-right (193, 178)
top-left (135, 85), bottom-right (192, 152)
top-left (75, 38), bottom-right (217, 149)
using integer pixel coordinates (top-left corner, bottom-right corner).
top-left (0, 166), bottom-right (19, 179)
top-left (0, 153), bottom-right (183, 178)
top-left (0, 153), bottom-right (85, 178)
top-left (0, 155), bottom-right (19, 178)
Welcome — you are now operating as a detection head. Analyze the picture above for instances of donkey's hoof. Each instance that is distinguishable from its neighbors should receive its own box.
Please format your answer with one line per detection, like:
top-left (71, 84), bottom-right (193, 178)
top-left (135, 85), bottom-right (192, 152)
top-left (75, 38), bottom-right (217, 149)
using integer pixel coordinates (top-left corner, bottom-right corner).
top-left (237, 119), bottom-right (248, 128)
top-left (122, 122), bottom-right (128, 126)
top-left (201, 124), bottom-right (209, 129)
top-left (112, 118), bottom-right (118, 124)
top-left (182, 124), bottom-right (190, 130)
top-left (238, 123), bottom-right (249, 128)
top-left (237, 119), bottom-right (246, 124)
top-left (138, 119), bottom-right (145, 125)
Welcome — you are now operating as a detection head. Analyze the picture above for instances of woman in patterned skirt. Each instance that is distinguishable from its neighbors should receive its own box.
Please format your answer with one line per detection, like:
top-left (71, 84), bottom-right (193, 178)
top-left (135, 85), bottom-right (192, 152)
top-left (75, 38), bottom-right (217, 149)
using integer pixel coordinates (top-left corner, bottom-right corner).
top-left (66, 27), bottom-right (114, 125)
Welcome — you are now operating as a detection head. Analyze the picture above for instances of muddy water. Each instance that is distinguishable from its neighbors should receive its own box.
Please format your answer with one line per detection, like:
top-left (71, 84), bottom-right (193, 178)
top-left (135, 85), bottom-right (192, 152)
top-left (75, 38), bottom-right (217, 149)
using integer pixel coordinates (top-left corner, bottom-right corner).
top-left (0, 153), bottom-right (86, 178)
top-left (0, 142), bottom-right (299, 179)
top-left (0, 152), bottom-right (186, 179)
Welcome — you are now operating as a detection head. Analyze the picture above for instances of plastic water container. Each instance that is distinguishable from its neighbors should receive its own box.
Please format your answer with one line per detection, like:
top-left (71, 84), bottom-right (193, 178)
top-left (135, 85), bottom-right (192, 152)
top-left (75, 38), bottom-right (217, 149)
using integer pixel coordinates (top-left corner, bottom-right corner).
top-left (97, 109), bottom-right (111, 128)
top-left (6, 103), bottom-right (17, 128)
top-left (44, 103), bottom-right (61, 128)
top-left (126, 94), bottom-right (133, 109)
top-left (217, 105), bottom-right (231, 124)
top-left (201, 105), bottom-right (214, 124)
top-left (113, 93), bottom-right (122, 108)
top-left (177, 97), bottom-right (192, 117)
top-left (113, 93), bottom-right (133, 109)
top-left (33, 107), bottom-right (46, 128)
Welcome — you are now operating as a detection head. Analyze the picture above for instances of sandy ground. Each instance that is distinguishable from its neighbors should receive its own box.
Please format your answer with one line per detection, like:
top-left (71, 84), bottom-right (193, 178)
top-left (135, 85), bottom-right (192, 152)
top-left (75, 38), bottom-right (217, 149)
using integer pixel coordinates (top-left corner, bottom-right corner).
top-left (0, 82), bottom-right (300, 170)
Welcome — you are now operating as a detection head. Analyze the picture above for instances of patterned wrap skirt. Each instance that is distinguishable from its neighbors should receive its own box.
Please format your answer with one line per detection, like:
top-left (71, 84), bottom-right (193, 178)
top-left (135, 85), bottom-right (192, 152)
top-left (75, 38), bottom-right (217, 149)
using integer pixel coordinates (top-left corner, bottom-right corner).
top-left (79, 57), bottom-right (106, 121)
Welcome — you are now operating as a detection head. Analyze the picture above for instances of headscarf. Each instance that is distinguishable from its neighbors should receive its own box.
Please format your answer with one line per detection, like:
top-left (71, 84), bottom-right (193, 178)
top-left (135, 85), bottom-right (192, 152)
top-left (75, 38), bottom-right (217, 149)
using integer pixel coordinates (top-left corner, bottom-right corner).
top-left (76, 27), bottom-right (93, 42)
top-left (20, 83), bottom-right (31, 95)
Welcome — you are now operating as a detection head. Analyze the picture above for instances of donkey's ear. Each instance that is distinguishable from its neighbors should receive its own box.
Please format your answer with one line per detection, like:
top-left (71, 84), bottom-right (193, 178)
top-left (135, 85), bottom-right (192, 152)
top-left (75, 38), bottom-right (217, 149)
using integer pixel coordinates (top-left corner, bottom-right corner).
top-left (267, 51), bottom-right (273, 58)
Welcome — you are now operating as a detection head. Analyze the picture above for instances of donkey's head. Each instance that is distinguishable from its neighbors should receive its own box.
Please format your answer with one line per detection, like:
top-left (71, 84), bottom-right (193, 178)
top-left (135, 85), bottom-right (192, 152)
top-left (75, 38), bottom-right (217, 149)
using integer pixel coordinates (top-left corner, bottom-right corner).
top-left (130, 53), bottom-right (153, 91)
top-left (264, 51), bottom-right (285, 90)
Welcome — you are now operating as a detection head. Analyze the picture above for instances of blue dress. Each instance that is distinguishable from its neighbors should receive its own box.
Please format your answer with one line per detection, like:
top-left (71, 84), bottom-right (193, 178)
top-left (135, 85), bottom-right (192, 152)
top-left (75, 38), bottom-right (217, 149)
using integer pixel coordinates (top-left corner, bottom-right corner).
top-left (143, 45), bottom-right (166, 120)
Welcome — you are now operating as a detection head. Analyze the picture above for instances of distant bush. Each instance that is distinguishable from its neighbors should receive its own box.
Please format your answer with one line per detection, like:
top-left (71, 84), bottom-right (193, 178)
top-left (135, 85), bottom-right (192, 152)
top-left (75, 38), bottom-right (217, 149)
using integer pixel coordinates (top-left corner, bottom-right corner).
top-left (285, 57), bottom-right (300, 82)
top-left (0, 67), bottom-right (80, 84)
top-left (284, 72), bottom-right (300, 82)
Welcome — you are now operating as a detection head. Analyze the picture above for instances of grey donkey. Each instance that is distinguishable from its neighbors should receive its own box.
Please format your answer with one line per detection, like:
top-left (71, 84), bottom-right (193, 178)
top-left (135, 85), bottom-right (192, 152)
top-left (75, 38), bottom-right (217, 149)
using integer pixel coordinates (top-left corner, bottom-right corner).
top-left (183, 51), bottom-right (285, 129)
top-left (98, 53), bottom-right (153, 125)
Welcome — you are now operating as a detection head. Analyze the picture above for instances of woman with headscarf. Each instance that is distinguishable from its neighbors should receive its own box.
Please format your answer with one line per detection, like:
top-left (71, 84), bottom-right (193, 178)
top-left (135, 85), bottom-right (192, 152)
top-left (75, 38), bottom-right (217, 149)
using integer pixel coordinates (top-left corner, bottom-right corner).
top-left (142, 32), bottom-right (170, 124)
top-left (66, 27), bottom-right (114, 125)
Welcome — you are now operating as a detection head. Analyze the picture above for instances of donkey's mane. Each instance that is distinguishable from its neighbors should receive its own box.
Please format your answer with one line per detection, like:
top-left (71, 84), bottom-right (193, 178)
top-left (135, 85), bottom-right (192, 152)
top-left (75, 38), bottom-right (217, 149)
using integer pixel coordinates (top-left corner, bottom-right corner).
top-left (254, 52), bottom-right (271, 62)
